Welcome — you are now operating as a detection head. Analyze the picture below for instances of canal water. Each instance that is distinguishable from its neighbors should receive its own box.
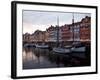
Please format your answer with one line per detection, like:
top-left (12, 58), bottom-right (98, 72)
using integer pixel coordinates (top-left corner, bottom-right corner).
top-left (23, 47), bottom-right (90, 69)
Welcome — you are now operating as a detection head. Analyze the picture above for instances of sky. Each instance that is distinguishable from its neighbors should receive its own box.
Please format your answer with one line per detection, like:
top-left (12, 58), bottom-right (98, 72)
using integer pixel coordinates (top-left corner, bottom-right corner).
top-left (23, 10), bottom-right (91, 34)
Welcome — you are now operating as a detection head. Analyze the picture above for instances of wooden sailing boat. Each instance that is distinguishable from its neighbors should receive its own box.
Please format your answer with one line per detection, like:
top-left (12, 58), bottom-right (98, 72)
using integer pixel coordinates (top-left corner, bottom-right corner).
top-left (36, 44), bottom-right (49, 49)
top-left (53, 16), bottom-right (71, 54)
top-left (71, 13), bottom-right (86, 53)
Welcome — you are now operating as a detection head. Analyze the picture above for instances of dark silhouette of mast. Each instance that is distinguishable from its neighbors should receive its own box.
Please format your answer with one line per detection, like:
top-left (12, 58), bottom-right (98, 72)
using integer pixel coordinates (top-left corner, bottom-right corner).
top-left (72, 13), bottom-right (74, 42)
top-left (57, 16), bottom-right (59, 47)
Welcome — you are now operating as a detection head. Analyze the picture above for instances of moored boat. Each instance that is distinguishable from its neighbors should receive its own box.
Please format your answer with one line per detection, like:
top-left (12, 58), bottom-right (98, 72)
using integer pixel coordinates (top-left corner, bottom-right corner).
top-left (71, 42), bottom-right (86, 53)
top-left (24, 43), bottom-right (36, 47)
top-left (52, 17), bottom-right (72, 54)
top-left (35, 44), bottom-right (49, 49)
top-left (71, 46), bottom-right (86, 53)
top-left (53, 47), bottom-right (71, 54)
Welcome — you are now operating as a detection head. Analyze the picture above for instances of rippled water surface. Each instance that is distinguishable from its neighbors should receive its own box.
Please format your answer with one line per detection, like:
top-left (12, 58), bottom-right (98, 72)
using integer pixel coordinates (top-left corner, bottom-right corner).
top-left (23, 47), bottom-right (90, 69)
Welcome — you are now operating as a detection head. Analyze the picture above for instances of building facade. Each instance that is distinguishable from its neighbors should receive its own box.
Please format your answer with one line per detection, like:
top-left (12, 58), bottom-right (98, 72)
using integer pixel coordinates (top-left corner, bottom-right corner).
top-left (46, 25), bottom-right (61, 42)
top-left (80, 16), bottom-right (91, 42)
top-left (61, 24), bottom-right (72, 42)
top-left (23, 16), bottom-right (91, 45)
top-left (23, 33), bottom-right (31, 43)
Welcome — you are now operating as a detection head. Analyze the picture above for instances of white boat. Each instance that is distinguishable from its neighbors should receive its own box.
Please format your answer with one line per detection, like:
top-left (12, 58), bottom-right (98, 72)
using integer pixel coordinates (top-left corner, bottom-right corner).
top-left (35, 44), bottom-right (49, 49)
top-left (71, 41), bottom-right (86, 52)
top-left (53, 47), bottom-right (71, 54)
top-left (71, 46), bottom-right (86, 52)
top-left (64, 45), bottom-right (72, 48)
top-left (53, 17), bottom-right (71, 54)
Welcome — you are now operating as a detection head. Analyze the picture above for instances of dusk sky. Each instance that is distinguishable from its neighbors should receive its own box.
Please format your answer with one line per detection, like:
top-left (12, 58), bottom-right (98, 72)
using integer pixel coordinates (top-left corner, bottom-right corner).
top-left (23, 10), bottom-right (91, 34)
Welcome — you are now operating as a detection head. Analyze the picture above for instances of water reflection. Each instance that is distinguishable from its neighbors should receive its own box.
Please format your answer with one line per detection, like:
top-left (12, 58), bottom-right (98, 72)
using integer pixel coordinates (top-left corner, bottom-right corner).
top-left (23, 47), bottom-right (90, 69)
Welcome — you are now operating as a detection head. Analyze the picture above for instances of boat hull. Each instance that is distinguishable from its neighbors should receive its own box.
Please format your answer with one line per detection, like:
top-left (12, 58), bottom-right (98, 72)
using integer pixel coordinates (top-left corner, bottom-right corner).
top-left (36, 45), bottom-right (49, 49)
top-left (53, 47), bottom-right (71, 54)
top-left (71, 46), bottom-right (86, 53)
top-left (24, 44), bottom-right (36, 47)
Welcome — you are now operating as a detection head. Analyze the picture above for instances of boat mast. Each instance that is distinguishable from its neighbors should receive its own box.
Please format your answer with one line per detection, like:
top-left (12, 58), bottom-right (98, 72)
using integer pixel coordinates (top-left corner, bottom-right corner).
top-left (72, 13), bottom-right (74, 42)
top-left (57, 16), bottom-right (59, 47)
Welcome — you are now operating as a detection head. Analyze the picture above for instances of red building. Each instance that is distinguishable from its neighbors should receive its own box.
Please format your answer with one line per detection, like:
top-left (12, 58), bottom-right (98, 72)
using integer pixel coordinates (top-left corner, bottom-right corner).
top-left (80, 16), bottom-right (91, 43)
top-left (61, 24), bottom-right (72, 42)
